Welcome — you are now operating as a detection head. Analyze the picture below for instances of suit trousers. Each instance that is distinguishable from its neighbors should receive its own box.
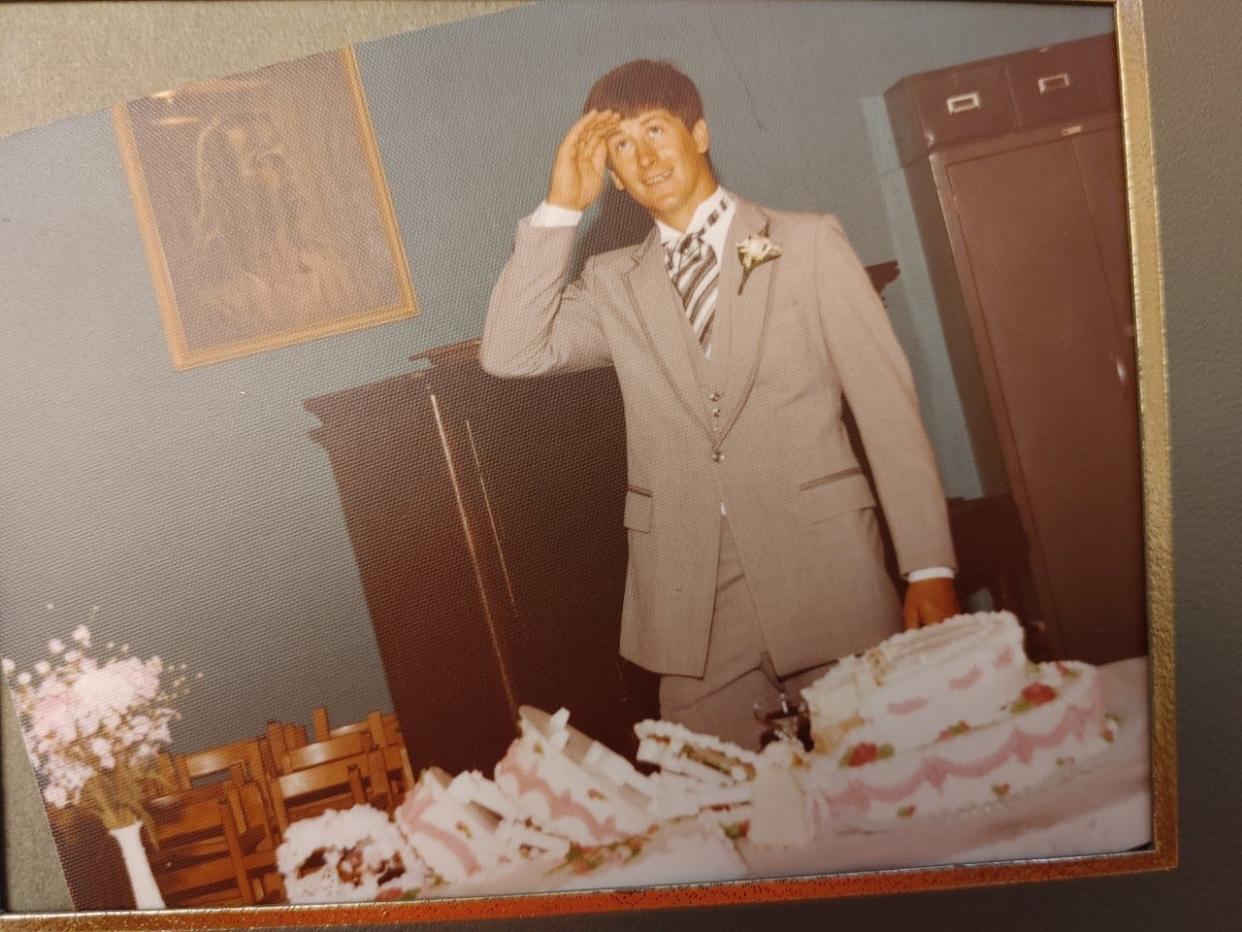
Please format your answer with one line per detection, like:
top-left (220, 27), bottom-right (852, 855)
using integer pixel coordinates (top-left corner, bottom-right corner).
top-left (657, 517), bottom-right (834, 750)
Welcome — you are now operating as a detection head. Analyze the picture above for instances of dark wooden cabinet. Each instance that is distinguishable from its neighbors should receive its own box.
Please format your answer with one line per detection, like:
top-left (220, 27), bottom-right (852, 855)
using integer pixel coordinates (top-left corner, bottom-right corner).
top-left (305, 345), bottom-right (656, 774)
top-left (887, 34), bottom-right (1146, 663)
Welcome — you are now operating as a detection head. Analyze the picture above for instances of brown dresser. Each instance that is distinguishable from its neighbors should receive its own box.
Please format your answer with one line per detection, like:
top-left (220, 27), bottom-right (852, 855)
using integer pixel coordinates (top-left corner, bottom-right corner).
top-left (886, 34), bottom-right (1146, 663)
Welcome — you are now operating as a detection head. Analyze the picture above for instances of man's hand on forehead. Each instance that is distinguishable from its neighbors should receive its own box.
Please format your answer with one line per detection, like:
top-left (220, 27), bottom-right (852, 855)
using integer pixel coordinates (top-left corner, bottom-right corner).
top-left (547, 109), bottom-right (622, 212)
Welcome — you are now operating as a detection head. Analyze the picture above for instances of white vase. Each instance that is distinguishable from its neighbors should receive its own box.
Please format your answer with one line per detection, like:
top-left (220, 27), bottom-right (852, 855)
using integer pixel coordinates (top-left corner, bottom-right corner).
top-left (108, 820), bottom-right (165, 909)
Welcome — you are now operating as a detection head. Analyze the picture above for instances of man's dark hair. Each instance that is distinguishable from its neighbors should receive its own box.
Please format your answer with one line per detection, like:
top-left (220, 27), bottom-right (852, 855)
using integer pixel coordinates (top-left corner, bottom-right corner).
top-left (583, 59), bottom-right (705, 130)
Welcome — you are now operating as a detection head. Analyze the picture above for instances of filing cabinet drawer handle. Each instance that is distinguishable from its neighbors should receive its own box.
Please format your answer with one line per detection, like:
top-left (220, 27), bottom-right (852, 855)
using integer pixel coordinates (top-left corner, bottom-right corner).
top-left (1037, 72), bottom-right (1072, 94)
top-left (945, 91), bottom-right (981, 114)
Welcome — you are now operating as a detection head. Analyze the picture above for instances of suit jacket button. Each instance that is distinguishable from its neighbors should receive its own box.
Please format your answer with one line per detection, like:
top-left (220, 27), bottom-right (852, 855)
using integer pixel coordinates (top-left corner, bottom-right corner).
top-left (712, 451), bottom-right (724, 463)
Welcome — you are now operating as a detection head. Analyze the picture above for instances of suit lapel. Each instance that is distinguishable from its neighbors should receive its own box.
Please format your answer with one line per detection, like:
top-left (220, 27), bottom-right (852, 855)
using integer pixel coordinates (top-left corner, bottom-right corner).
top-left (623, 227), bottom-right (714, 440)
top-left (716, 197), bottom-right (777, 445)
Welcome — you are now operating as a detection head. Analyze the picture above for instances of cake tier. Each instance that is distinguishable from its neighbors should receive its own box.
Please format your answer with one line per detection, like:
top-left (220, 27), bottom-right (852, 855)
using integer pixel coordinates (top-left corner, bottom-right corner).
top-left (493, 706), bottom-right (658, 846)
top-left (805, 660), bottom-right (1113, 825)
top-left (802, 611), bottom-right (1029, 752)
top-left (395, 766), bottom-right (512, 882)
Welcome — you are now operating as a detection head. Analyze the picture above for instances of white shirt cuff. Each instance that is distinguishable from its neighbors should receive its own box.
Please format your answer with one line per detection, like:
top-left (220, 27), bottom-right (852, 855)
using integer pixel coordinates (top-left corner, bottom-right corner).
top-left (906, 566), bottom-right (955, 582)
top-left (529, 201), bottom-right (583, 227)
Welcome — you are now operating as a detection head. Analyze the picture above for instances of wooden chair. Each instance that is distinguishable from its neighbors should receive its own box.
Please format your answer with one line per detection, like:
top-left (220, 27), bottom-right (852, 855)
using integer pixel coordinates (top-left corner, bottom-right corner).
top-left (172, 738), bottom-right (274, 787)
top-left (262, 720), bottom-right (308, 773)
top-left (279, 731), bottom-right (374, 774)
top-left (145, 783), bottom-right (278, 907)
top-left (268, 752), bottom-right (390, 832)
top-left (310, 709), bottom-right (411, 798)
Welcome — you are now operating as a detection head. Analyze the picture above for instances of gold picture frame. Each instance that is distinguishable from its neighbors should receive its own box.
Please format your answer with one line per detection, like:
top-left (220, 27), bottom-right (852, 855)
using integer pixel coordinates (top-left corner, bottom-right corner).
top-left (0, 0), bottom-right (1177, 926)
top-left (112, 47), bottom-right (418, 370)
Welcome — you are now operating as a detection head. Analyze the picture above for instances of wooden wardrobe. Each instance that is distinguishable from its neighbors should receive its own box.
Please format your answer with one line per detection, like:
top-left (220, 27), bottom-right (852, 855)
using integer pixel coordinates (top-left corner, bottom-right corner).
top-left (886, 34), bottom-right (1146, 663)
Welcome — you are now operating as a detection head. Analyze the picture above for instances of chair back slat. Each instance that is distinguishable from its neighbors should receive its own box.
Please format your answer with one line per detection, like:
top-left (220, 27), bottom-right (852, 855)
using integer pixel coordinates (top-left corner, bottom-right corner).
top-left (263, 721), bottom-right (307, 769)
top-left (280, 732), bottom-right (372, 773)
top-left (269, 756), bottom-right (371, 833)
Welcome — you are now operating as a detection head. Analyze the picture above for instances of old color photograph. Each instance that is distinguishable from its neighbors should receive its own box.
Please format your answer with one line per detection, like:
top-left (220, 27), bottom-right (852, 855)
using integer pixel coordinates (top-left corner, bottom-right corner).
top-left (0, 0), bottom-right (1163, 916)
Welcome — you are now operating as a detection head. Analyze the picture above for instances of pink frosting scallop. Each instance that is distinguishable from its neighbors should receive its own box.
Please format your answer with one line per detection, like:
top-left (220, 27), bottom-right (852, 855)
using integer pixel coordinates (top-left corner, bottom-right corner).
top-left (948, 666), bottom-right (983, 690)
top-left (397, 791), bottom-right (482, 876)
top-left (819, 687), bottom-right (1104, 814)
top-left (495, 752), bottom-right (621, 843)
top-left (886, 697), bottom-right (929, 715)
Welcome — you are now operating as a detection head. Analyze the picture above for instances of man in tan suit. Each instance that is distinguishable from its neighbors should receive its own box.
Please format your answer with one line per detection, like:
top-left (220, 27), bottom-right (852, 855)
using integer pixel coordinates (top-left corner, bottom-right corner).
top-left (481, 61), bottom-right (959, 748)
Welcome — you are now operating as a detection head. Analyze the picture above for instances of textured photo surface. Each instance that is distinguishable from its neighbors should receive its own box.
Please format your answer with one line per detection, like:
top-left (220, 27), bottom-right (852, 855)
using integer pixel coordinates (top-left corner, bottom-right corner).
top-left (0, 0), bottom-right (1164, 918)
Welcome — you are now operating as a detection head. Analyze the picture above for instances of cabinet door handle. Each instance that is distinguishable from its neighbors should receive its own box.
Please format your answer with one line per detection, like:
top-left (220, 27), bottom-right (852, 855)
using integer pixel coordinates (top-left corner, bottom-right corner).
top-left (1037, 72), bottom-right (1072, 94)
top-left (946, 91), bottom-right (981, 114)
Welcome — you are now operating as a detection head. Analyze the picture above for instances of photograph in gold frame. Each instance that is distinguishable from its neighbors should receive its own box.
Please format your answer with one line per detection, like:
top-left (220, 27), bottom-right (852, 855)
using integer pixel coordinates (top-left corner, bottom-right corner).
top-left (112, 47), bottom-right (418, 370)
top-left (0, 0), bottom-right (1177, 926)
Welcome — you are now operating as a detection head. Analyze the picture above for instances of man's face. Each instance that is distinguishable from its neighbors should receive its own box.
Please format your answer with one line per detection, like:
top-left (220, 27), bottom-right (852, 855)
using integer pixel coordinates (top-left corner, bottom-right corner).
top-left (605, 109), bottom-right (716, 231)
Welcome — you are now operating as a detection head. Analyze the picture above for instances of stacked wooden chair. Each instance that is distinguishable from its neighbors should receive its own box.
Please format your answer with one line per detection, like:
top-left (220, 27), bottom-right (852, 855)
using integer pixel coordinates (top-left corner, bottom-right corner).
top-left (144, 780), bottom-right (280, 906)
top-left (139, 708), bottom-right (412, 907)
top-left (310, 707), bottom-right (415, 803)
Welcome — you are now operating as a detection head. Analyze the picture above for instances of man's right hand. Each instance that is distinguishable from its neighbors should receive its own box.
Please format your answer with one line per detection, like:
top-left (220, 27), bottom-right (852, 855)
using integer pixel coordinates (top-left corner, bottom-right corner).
top-left (547, 109), bottom-right (622, 212)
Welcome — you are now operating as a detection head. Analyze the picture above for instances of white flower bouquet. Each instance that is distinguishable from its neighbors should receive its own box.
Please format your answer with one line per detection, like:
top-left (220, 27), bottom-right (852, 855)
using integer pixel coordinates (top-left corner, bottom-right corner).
top-left (4, 618), bottom-right (193, 836)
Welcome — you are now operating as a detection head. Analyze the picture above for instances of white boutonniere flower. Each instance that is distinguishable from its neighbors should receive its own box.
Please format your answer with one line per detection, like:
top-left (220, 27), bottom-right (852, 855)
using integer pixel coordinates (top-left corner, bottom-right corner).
top-left (735, 223), bottom-right (782, 295)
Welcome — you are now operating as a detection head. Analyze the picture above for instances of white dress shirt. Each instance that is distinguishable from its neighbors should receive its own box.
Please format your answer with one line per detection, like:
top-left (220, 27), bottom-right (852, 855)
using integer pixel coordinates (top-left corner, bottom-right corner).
top-left (527, 193), bottom-right (953, 584)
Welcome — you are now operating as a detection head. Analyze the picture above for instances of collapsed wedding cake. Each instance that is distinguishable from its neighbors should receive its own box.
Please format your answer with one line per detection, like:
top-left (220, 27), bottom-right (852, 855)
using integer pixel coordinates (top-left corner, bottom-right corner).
top-left (798, 612), bottom-right (1117, 825)
top-left (280, 611), bottom-right (1120, 904)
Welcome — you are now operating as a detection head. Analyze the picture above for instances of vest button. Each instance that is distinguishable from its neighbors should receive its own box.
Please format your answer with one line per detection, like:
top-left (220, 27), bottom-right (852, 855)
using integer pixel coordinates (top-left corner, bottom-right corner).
top-left (708, 392), bottom-right (721, 402)
top-left (712, 451), bottom-right (724, 463)
top-left (712, 408), bottom-right (721, 417)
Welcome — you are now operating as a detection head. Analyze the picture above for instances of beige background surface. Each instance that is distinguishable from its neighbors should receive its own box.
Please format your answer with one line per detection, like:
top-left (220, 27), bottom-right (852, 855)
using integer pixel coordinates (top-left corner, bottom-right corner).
top-left (2, 0), bottom-right (1240, 926)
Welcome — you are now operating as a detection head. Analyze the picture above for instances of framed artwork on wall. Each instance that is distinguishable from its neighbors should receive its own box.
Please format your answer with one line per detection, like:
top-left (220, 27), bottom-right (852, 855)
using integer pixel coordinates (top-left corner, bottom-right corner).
top-left (113, 48), bottom-right (418, 369)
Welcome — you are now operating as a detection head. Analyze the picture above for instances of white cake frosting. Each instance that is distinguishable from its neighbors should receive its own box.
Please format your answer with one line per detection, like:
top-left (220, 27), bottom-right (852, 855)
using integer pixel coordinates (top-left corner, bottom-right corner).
top-left (747, 739), bottom-right (813, 848)
top-left (394, 767), bottom-right (513, 882)
top-left (801, 611), bottom-right (1030, 753)
top-left (493, 706), bottom-right (658, 846)
top-left (278, 803), bottom-right (427, 904)
top-left (634, 718), bottom-right (759, 818)
top-left (804, 659), bottom-right (1115, 825)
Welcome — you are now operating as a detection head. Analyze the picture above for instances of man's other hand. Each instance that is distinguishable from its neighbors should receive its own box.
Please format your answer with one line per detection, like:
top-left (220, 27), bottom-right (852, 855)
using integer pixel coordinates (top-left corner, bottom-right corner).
top-left (547, 109), bottom-right (621, 212)
top-left (902, 577), bottom-right (960, 630)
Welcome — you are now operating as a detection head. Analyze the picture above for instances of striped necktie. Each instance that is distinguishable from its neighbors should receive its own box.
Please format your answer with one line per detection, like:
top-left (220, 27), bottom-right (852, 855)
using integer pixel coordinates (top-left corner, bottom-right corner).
top-left (666, 199), bottom-right (727, 356)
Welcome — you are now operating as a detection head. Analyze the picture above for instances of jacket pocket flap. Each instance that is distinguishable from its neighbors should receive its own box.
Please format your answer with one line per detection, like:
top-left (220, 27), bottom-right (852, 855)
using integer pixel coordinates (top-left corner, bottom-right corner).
top-left (800, 471), bottom-right (875, 522)
top-left (624, 489), bottom-right (654, 531)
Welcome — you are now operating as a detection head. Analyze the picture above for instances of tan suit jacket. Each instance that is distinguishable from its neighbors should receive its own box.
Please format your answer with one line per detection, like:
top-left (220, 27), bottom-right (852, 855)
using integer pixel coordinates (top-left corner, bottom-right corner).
top-left (480, 196), bottom-right (955, 677)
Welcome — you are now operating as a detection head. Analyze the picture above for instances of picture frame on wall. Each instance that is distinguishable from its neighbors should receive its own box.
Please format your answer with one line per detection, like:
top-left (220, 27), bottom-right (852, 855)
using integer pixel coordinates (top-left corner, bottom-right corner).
top-left (112, 47), bottom-right (418, 369)
top-left (0, 0), bottom-right (1177, 928)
